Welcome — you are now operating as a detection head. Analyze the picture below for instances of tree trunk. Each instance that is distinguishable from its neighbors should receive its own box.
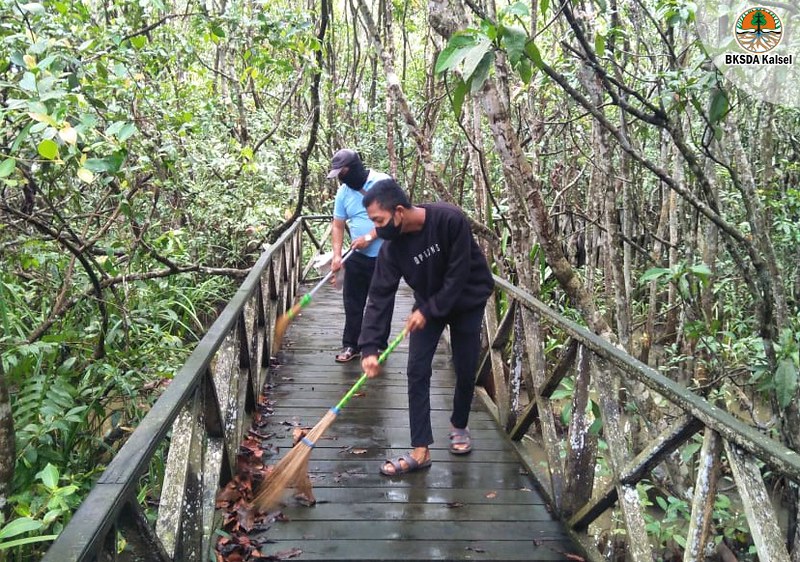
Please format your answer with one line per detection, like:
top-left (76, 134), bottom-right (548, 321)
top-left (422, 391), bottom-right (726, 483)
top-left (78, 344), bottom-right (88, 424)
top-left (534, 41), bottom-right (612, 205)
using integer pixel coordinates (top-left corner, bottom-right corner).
top-left (355, 0), bottom-right (499, 248)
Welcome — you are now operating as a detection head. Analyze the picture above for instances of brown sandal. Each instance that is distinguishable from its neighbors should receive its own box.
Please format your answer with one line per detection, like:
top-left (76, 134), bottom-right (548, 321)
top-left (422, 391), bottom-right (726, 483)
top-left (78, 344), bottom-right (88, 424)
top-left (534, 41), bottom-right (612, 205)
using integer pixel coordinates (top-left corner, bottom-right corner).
top-left (335, 346), bottom-right (360, 363)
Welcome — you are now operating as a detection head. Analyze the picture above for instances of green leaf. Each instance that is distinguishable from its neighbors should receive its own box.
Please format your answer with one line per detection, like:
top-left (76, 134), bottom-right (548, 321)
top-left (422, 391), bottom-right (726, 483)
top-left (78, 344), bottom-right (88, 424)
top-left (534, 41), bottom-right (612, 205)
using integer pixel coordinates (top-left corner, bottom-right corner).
top-left (518, 58), bottom-right (533, 84)
top-left (480, 20), bottom-right (498, 41)
top-left (469, 51), bottom-right (494, 94)
top-left (37, 463), bottom-right (59, 489)
top-left (0, 159), bottom-right (15, 178)
top-left (19, 72), bottom-right (37, 92)
top-left (541, 0), bottom-right (550, 16)
top-left (211, 23), bottom-right (226, 38)
top-left (0, 518), bottom-right (43, 540)
top-left (118, 123), bottom-right (136, 142)
top-left (435, 34), bottom-right (476, 74)
top-left (595, 33), bottom-right (605, 57)
top-left (709, 89), bottom-right (729, 124)
top-left (501, 26), bottom-right (527, 65)
top-left (84, 151), bottom-right (125, 173)
top-left (37, 139), bottom-right (59, 160)
top-left (451, 78), bottom-right (468, 118)
top-left (11, 123), bottom-right (32, 154)
top-left (525, 40), bottom-right (544, 69)
top-left (689, 264), bottom-right (713, 285)
top-left (639, 267), bottom-right (670, 284)
top-left (130, 35), bottom-right (147, 49)
top-left (502, 1), bottom-right (530, 17)
top-left (775, 358), bottom-right (798, 408)
top-left (462, 39), bottom-right (491, 82)
top-left (0, 534), bottom-right (59, 550)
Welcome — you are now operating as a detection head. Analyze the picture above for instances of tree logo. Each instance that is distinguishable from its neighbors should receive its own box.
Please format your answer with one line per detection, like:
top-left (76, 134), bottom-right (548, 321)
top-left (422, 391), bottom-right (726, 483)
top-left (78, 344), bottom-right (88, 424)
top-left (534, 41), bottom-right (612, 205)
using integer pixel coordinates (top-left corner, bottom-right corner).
top-left (735, 7), bottom-right (783, 53)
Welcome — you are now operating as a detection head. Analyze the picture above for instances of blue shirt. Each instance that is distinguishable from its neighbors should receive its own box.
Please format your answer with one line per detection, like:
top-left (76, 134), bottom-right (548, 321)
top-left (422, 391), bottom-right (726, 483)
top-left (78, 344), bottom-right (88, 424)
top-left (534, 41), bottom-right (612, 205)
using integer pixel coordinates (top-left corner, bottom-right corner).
top-left (333, 170), bottom-right (390, 258)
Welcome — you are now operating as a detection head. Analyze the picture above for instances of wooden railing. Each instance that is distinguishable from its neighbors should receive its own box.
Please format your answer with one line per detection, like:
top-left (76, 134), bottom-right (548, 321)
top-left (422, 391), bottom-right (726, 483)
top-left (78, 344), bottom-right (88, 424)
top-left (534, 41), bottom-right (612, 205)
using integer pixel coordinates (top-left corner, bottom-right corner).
top-left (43, 217), bottom-right (331, 561)
top-left (476, 276), bottom-right (800, 561)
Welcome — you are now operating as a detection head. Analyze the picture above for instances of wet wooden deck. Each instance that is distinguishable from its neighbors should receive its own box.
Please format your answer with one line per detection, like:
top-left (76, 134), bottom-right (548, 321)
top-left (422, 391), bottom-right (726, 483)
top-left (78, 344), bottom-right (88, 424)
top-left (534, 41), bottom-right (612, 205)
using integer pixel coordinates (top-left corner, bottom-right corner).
top-left (259, 281), bottom-right (581, 560)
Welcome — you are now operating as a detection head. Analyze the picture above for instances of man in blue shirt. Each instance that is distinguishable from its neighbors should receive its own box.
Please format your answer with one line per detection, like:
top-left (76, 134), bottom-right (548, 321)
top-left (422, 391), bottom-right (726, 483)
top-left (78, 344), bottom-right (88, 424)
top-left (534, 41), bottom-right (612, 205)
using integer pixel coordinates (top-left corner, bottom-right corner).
top-left (328, 149), bottom-right (393, 363)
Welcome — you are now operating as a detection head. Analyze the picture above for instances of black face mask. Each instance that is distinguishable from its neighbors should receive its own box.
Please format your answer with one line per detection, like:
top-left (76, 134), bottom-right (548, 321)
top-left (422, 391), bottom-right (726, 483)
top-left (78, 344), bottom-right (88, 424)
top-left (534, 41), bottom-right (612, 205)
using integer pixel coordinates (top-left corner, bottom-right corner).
top-left (340, 160), bottom-right (369, 190)
top-left (376, 211), bottom-right (402, 241)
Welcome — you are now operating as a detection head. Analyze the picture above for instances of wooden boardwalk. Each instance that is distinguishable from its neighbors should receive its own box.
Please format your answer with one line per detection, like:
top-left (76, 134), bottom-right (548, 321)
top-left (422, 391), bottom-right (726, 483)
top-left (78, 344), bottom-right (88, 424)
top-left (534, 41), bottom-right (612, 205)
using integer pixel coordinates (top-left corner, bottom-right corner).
top-left (258, 281), bottom-right (581, 560)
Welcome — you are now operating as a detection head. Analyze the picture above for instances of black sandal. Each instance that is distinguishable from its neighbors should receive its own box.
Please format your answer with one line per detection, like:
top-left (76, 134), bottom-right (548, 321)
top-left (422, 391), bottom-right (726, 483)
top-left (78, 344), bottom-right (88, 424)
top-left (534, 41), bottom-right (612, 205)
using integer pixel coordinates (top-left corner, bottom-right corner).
top-left (335, 346), bottom-right (360, 363)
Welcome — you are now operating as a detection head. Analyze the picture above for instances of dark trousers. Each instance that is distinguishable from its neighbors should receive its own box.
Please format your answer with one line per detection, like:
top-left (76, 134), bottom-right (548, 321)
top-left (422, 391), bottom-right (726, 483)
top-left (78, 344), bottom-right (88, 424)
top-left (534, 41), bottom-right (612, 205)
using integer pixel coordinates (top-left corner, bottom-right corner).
top-left (342, 252), bottom-right (392, 350)
top-left (406, 305), bottom-right (485, 447)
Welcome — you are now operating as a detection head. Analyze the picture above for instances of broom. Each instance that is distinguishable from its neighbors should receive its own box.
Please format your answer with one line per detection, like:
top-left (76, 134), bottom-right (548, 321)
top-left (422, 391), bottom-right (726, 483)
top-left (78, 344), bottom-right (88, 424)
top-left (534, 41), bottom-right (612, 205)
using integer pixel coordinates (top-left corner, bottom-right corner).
top-left (252, 327), bottom-right (408, 512)
top-left (271, 249), bottom-right (354, 355)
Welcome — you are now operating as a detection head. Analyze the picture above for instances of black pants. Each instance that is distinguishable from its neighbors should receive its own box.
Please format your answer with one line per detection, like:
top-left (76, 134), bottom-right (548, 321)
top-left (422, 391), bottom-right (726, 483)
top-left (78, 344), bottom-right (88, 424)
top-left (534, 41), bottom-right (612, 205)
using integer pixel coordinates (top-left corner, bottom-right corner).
top-left (342, 252), bottom-right (392, 350)
top-left (406, 305), bottom-right (485, 447)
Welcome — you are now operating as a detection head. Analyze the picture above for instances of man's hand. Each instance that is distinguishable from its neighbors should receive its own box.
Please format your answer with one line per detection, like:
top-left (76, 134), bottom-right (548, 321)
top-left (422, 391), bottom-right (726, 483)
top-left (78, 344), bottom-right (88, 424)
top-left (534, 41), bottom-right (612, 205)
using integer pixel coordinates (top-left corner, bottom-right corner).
top-left (405, 310), bottom-right (427, 333)
top-left (330, 254), bottom-right (343, 286)
top-left (361, 354), bottom-right (381, 378)
top-left (350, 234), bottom-right (373, 251)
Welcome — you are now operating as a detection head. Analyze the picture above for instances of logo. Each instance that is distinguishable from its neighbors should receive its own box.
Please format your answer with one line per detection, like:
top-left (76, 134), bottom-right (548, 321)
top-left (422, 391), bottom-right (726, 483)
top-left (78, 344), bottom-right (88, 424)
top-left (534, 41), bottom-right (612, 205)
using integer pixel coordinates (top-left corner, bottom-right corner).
top-left (695, 1), bottom-right (800, 107)
top-left (735, 7), bottom-right (783, 53)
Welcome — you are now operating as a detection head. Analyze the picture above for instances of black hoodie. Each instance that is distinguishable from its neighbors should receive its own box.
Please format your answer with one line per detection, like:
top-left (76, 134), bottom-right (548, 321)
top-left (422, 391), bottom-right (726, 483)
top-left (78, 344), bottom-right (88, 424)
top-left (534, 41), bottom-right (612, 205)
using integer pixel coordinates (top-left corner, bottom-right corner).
top-left (358, 202), bottom-right (494, 357)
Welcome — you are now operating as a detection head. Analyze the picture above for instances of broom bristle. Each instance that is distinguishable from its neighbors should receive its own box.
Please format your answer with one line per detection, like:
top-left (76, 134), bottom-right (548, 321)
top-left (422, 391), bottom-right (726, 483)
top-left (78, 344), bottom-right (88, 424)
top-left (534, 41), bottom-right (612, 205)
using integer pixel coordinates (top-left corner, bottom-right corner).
top-left (271, 303), bottom-right (302, 355)
top-left (251, 409), bottom-right (339, 512)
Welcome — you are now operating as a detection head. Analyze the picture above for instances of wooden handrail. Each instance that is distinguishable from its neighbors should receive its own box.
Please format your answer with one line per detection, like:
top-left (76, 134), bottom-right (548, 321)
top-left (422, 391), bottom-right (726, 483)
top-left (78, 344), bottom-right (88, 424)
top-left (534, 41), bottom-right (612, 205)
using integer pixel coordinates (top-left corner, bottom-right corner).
top-left (43, 219), bottom-right (314, 561)
top-left (477, 275), bottom-right (800, 561)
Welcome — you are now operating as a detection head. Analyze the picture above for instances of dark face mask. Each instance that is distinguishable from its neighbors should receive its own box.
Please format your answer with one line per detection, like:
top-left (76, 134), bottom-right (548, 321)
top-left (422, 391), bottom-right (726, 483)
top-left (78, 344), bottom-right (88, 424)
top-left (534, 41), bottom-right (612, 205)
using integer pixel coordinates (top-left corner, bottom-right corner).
top-left (339, 160), bottom-right (368, 190)
top-left (376, 211), bottom-right (402, 241)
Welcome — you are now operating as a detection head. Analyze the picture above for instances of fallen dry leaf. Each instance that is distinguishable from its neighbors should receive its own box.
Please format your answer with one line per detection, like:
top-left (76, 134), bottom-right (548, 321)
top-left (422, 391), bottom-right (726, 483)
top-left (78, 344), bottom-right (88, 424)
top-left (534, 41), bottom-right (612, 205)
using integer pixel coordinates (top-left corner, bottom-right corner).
top-left (485, 491), bottom-right (497, 499)
top-left (272, 547), bottom-right (303, 560)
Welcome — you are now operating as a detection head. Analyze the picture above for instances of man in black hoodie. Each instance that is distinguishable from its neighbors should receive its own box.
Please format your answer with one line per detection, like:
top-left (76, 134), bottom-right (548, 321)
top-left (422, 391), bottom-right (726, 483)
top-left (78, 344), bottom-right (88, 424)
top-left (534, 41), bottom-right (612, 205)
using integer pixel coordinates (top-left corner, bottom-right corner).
top-left (359, 179), bottom-right (494, 476)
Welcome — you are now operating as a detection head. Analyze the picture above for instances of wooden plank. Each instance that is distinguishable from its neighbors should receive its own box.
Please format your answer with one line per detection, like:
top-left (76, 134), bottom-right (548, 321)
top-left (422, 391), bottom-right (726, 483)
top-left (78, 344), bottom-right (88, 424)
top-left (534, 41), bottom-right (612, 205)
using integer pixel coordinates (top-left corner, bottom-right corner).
top-left (258, 539), bottom-right (578, 560)
top-left (266, 520), bottom-right (567, 541)
top-left (277, 502), bottom-right (555, 521)
top-left (275, 486), bottom-right (547, 505)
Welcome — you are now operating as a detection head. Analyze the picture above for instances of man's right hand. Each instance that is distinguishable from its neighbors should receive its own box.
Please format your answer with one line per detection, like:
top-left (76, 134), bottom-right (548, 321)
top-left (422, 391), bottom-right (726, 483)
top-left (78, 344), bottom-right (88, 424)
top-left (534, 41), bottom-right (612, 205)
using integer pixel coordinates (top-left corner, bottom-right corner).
top-left (330, 255), bottom-right (343, 286)
top-left (361, 354), bottom-right (381, 378)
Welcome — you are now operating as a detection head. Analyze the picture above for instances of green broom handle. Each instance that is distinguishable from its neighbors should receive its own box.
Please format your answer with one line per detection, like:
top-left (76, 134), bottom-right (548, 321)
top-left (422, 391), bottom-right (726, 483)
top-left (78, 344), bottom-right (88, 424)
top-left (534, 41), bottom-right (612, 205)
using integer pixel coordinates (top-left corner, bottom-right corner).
top-left (333, 327), bottom-right (408, 413)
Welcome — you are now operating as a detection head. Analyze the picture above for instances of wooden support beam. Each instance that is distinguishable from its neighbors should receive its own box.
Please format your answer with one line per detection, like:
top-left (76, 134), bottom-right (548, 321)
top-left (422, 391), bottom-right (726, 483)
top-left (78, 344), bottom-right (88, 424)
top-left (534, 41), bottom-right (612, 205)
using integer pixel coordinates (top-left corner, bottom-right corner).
top-left (724, 440), bottom-right (790, 562)
top-left (684, 428), bottom-right (722, 560)
top-left (562, 345), bottom-right (597, 517)
top-left (569, 413), bottom-right (703, 530)
top-left (509, 338), bottom-right (578, 440)
top-left (592, 360), bottom-right (653, 560)
top-left (118, 501), bottom-right (171, 561)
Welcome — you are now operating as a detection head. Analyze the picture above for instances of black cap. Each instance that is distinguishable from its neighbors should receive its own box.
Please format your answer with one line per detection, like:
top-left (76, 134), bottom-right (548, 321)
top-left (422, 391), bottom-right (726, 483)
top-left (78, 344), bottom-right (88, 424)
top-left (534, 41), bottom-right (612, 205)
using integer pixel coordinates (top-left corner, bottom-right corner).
top-left (327, 149), bottom-right (361, 179)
